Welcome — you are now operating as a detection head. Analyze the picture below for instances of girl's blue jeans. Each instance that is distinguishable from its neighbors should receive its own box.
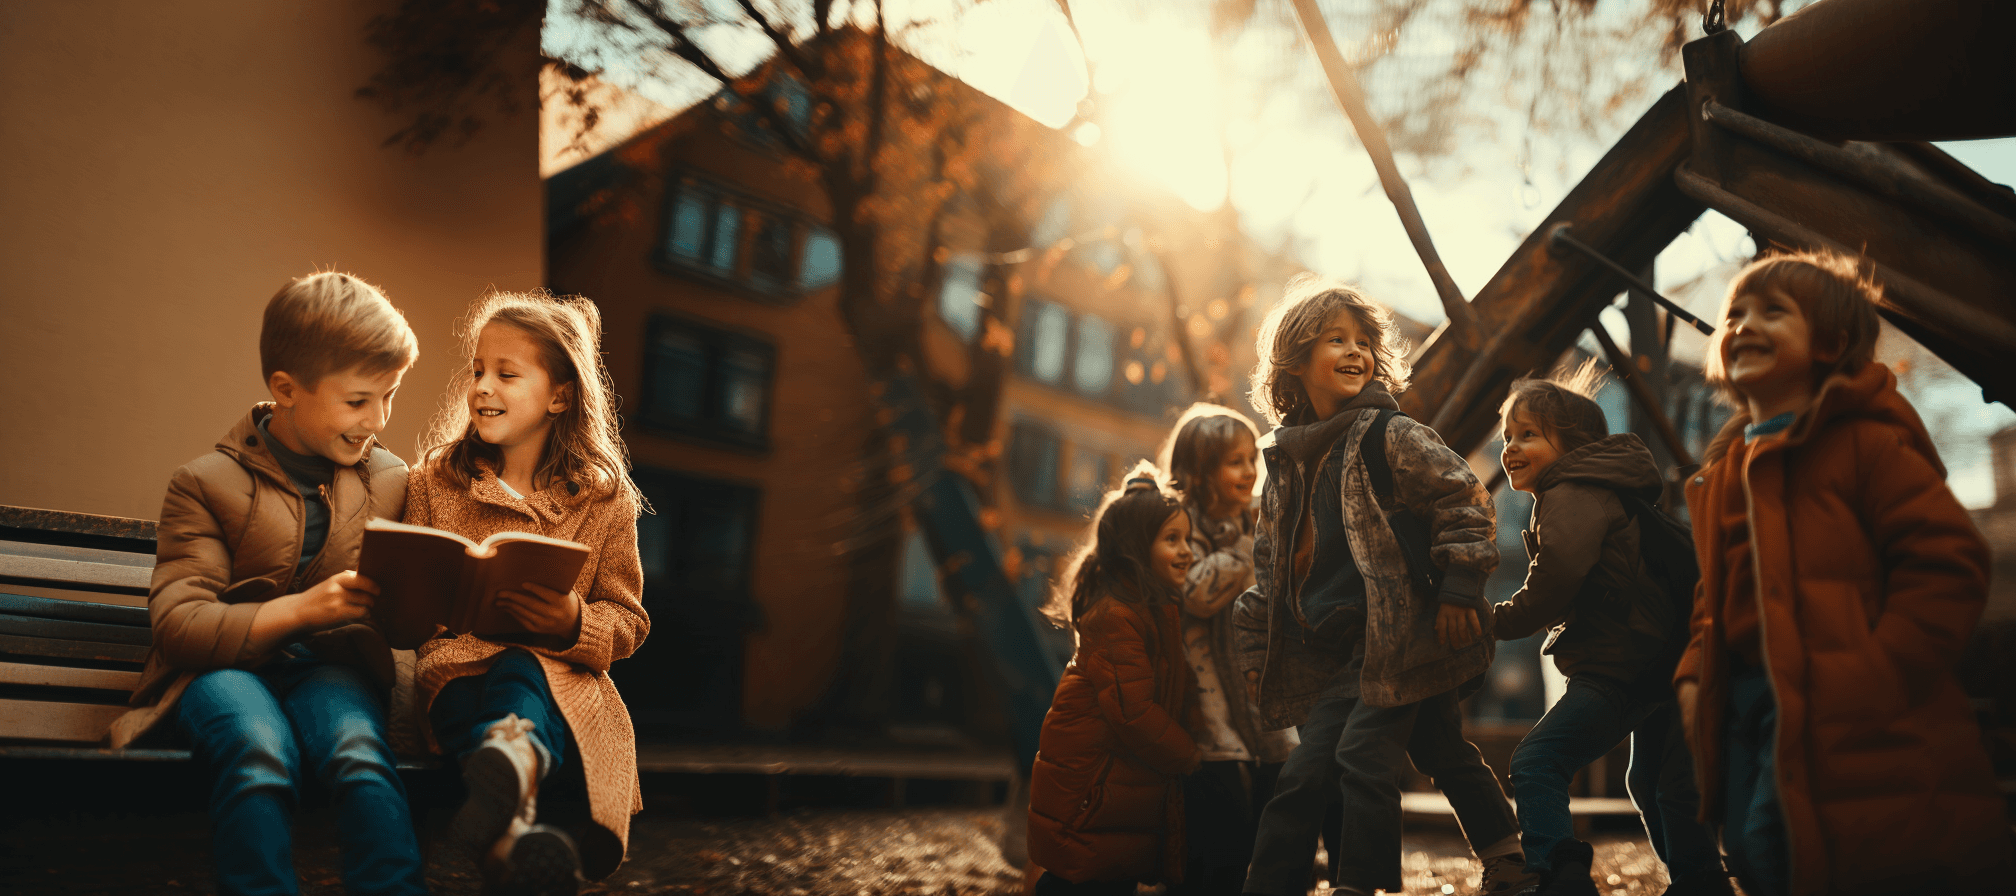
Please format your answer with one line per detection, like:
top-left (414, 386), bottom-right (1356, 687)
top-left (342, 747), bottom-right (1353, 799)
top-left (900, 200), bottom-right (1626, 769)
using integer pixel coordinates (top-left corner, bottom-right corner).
top-left (1508, 675), bottom-right (1722, 884)
top-left (428, 648), bottom-right (573, 789)
top-left (178, 652), bottom-right (427, 896)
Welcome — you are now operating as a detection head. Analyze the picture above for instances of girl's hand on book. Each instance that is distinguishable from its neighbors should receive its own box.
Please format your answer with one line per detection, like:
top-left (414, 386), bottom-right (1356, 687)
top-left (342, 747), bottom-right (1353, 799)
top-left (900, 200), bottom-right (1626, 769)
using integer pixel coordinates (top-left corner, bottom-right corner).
top-left (1435, 604), bottom-right (1481, 649)
top-left (498, 581), bottom-right (583, 638)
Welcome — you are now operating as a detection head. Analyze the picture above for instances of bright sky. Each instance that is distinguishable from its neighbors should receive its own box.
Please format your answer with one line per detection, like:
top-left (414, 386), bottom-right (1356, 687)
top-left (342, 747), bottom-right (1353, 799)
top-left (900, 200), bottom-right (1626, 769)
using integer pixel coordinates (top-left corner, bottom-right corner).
top-left (545, 0), bottom-right (2016, 506)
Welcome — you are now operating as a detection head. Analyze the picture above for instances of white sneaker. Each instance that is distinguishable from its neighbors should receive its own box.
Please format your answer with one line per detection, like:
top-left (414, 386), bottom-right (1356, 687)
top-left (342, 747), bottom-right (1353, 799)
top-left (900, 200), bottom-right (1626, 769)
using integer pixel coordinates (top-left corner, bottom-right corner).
top-left (451, 714), bottom-right (542, 856)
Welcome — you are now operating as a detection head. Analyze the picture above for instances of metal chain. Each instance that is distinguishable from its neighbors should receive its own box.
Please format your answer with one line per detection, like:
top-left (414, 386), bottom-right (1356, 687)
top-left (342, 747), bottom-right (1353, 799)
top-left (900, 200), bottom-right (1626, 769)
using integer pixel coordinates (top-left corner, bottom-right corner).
top-left (1704, 0), bottom-right (1728, 35)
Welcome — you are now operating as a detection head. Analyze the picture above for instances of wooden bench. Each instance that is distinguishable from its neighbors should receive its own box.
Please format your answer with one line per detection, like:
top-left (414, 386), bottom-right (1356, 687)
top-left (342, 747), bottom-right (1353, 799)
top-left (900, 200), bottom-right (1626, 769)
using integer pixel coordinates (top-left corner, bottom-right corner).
top-left (0, 504), bottom-right (432, 771)
top-left (0, 505), bottom-right (156, 750)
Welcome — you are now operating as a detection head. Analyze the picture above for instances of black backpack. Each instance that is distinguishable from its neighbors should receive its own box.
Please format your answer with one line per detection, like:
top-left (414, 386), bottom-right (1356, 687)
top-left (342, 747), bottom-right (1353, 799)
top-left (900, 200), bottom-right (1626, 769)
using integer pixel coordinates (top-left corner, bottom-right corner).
top-left (1618, 492), bottom-right (1700, 680)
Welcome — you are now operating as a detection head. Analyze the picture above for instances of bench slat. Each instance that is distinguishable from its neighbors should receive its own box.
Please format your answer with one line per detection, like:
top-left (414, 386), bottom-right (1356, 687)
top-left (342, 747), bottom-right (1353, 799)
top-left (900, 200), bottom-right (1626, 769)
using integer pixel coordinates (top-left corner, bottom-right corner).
top-left (0, 633), bottom-right (147, 664)
top-left (0, 661), bottom-right (141, 692)
top-left (0, 582), bottom-right (148, 609)
top-left (0, 539), bottom-right (154, 568)
top-left (0, 593), bottom-right (149, 627)
top-left (0, 698), bottom-right (126, 743)
top-left (0, 552), bottom-right (152, 592)
top-left (0, 613), bottom-right (152, 646)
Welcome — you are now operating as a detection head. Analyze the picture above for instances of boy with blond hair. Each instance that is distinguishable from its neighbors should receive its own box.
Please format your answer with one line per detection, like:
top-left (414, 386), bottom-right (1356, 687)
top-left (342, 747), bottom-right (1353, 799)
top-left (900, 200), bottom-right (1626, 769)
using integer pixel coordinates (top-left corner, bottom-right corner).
top-left (1232, 277), bottom-right (1529, 896)
top-left (110, 272), bottom-right (427, 896)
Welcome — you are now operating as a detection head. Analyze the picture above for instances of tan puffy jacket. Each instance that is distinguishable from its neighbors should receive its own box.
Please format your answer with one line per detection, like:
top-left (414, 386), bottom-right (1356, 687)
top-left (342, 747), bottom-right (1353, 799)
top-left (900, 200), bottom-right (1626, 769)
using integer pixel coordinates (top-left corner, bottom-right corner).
top-left (108, 403), bottom-right (407, 748)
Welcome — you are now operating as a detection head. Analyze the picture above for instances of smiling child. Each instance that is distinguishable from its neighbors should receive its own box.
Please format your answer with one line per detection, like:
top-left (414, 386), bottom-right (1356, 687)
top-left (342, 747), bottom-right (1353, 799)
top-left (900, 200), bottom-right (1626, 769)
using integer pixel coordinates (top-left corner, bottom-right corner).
top-left (1677, 250), bottom-right (2013, 895)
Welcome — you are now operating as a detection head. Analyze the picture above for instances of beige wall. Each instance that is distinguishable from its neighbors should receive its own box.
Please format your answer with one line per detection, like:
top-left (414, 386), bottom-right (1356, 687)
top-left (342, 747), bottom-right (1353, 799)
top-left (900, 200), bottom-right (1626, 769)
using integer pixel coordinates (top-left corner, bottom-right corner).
top-left (0, 1), bottom-right (542, 520)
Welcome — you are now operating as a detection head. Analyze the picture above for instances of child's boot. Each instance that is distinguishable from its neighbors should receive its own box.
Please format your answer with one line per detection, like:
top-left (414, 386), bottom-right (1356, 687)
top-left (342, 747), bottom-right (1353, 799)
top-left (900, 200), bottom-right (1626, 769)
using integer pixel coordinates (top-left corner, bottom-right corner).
top-left (1476, 834), bottom-right (1540, 894)
top-left (452, 713), bottom-right (544, 855)
top-left (1478, 851), bottom-right (1540, 894)
top-left (482, 815), bottom-right (582, 896)
top-left (1531, 839), bottom-right (1597, 896)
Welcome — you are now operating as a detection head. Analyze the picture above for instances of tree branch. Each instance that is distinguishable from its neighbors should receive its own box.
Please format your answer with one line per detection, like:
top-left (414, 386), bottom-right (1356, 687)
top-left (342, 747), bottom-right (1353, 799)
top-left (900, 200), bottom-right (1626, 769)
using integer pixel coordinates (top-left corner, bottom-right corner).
top-left (619, 0), bottom-right (826, 164)
top-left (734, 0), bottom-right (828, 81)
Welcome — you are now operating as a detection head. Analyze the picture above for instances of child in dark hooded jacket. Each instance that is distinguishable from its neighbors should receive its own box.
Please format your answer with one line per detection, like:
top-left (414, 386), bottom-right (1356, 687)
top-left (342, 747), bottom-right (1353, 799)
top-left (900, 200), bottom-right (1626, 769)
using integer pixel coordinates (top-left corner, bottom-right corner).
top-left (1493, 371), bottom-right (1726, 896)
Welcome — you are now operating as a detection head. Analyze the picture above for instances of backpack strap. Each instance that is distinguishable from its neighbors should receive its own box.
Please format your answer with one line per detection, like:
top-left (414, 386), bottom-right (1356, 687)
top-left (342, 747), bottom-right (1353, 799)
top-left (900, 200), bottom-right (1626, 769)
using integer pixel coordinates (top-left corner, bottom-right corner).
top-left (1362, 408), bottom-right (1402, 508)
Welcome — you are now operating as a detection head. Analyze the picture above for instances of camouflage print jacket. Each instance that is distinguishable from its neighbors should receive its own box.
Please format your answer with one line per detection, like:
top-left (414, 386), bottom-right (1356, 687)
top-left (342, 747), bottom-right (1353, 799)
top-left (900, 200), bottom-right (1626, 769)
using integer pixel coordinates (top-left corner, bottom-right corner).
top-left (1231, 384), bottom-right (1498, 728)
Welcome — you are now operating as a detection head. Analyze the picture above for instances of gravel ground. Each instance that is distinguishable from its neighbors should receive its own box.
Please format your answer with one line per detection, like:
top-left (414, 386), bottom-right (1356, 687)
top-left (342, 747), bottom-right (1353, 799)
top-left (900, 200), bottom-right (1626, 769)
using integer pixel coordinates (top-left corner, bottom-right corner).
top-left (1, 805), bottom-right (1685, 896)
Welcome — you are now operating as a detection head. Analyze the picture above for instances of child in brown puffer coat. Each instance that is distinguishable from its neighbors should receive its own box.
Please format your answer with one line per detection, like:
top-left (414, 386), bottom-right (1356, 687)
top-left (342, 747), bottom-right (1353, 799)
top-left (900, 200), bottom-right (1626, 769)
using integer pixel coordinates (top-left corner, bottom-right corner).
top-left (1027, 464), bottom-right (1201, 896)
top-left (1676, 250), bottom-right (2013, 896)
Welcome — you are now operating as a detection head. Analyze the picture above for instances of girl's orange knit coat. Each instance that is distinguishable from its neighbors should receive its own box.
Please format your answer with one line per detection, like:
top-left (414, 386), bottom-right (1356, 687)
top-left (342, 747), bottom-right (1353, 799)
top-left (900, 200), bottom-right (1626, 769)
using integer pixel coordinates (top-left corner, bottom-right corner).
top-left (404, 460), bottom-right (648, 880)
top-left (1675, 363), bottom-right (2013, 894)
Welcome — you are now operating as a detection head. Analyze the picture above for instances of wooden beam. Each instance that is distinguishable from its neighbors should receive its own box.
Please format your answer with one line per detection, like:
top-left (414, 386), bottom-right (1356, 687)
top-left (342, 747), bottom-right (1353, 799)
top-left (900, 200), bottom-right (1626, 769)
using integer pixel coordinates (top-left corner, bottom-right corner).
top-left (1401, 85), bottom-right (1705, 456)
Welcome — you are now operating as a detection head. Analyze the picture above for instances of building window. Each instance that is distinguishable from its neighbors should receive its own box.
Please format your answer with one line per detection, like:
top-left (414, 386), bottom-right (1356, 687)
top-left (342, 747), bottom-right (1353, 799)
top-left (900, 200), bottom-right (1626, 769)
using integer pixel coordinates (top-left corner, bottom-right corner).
top-left (1007, 419), bottom-right (1062, 509)
top-left (937, 253), bottom-right (987, 341)
top-left (1073, 313), bottom-right (1116, 396)
top-left (659, 173), bottom-right (843, 301)
top-left (629, 467), bottom-right (763, 731)
top-left (1017, 298), bottom-right (1071, 385)
top-left (799, 228), bottom-right (842, 291)
top-left (640, 315), bottom-right (776, 449)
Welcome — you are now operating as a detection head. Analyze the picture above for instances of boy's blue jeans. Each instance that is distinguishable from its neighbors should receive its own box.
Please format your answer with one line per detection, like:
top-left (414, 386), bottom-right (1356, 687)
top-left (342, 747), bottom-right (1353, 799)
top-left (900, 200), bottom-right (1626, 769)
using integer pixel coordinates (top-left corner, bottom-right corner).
top-left (1719, 661), bottom-right (1789, 896)
top-left (1244, 684), bottom-right (1517, 895)
top-left (178, 653), bottom-right (427, 896)
top-left (1508, 675), bottom-right (1721, 883)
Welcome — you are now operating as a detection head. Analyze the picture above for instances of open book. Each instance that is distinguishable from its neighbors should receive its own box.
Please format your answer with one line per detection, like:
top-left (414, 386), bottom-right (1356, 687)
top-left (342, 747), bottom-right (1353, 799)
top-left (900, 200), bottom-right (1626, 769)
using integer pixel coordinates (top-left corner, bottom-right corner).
top-left (359, 518), bottom-right (590, 650)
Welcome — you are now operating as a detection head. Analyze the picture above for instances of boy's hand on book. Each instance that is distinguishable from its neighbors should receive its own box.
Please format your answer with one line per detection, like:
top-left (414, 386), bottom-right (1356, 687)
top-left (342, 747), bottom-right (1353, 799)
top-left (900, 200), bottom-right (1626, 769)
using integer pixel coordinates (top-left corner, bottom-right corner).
top-left (497, 581), bottom-right (582, 638)
top-left (1435, 604), bottom-right (1481, 649)
top-left (295, 570), bottom-right (378, 630)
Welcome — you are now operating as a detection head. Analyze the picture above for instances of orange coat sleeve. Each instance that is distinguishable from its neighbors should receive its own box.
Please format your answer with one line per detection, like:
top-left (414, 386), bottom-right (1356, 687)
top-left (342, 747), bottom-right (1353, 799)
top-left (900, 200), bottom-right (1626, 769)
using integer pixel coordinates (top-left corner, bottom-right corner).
top-left (1856, 425), bottom-right (1989, 701)
top-left (1081, 606), bottom-right (1198, 776)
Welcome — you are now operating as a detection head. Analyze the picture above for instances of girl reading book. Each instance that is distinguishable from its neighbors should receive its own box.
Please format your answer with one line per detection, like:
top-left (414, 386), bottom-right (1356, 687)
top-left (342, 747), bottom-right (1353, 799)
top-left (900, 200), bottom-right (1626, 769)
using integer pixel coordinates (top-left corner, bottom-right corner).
top-left (406, 290), bottom-right (648, 895)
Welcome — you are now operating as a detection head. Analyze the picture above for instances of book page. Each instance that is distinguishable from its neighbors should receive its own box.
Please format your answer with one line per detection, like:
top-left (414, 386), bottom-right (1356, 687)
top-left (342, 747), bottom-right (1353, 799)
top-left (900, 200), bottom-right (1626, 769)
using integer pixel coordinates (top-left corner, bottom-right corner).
top-left (359, 519), bottom-right (476, 649)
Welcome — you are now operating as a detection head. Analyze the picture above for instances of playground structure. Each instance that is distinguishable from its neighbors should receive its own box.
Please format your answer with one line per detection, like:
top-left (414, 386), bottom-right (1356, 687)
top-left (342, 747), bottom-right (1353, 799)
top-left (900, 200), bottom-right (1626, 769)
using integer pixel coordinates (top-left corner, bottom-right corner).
top-left (905, 0), bottom-right (2016, 775)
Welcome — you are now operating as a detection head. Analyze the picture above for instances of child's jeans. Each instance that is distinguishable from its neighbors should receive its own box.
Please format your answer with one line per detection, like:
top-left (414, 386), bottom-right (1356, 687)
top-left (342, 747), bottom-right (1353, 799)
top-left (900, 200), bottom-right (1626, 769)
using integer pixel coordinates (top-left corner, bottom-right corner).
top-left (1719, 660), bottom-right (1789, 896)
top-left (1508, 675), bottom-right (1722, 881)
top-left (178, 651), bottom-right (427, 896)
top-left (428, 648), bottom-right (586, 815)
top-left (1244, 683), bottom-right (1517, 895)
top-left (1174, 759), bottom-right (1279, 896)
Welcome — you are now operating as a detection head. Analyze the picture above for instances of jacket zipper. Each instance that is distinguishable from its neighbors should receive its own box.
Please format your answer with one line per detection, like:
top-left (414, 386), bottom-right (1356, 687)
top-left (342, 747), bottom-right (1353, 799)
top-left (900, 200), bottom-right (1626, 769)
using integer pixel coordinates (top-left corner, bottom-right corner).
top-left (1740, 445), bottom-right (1795, 890)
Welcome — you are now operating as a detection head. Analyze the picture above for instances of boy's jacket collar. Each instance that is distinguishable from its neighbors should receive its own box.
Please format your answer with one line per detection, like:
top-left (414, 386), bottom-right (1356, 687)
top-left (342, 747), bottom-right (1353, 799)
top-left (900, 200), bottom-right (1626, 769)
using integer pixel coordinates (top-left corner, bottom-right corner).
top-left (1533, 433), bottom-right (1663, 500)
top-left (1273, 382), bottom-right (1400, 465)
top-left (214, 402), bottom-right (385, 486)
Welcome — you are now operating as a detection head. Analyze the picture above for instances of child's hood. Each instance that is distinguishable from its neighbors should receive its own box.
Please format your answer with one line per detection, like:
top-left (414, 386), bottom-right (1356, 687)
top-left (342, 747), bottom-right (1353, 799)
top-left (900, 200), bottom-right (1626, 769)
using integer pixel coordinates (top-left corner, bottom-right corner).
top-left (1533, 433), bottom-right (1662, 501)
top-left (1785, 362), bottom-right (1945, 475)
top-left (1272, 381), bottom-right (1400, 466)
top-left (1700, 362), bottom-right (1941, 474)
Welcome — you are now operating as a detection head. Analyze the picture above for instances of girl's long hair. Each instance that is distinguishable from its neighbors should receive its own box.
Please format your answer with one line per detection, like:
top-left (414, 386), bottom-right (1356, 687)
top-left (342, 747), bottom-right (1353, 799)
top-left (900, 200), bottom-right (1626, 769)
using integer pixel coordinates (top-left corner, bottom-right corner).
top-left (418, 290), bottom-right (642, 514)
top-left (1158, 403), bottom-right (1260, 514)
top-left (1041, 462), bottom-right (1186, 629)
